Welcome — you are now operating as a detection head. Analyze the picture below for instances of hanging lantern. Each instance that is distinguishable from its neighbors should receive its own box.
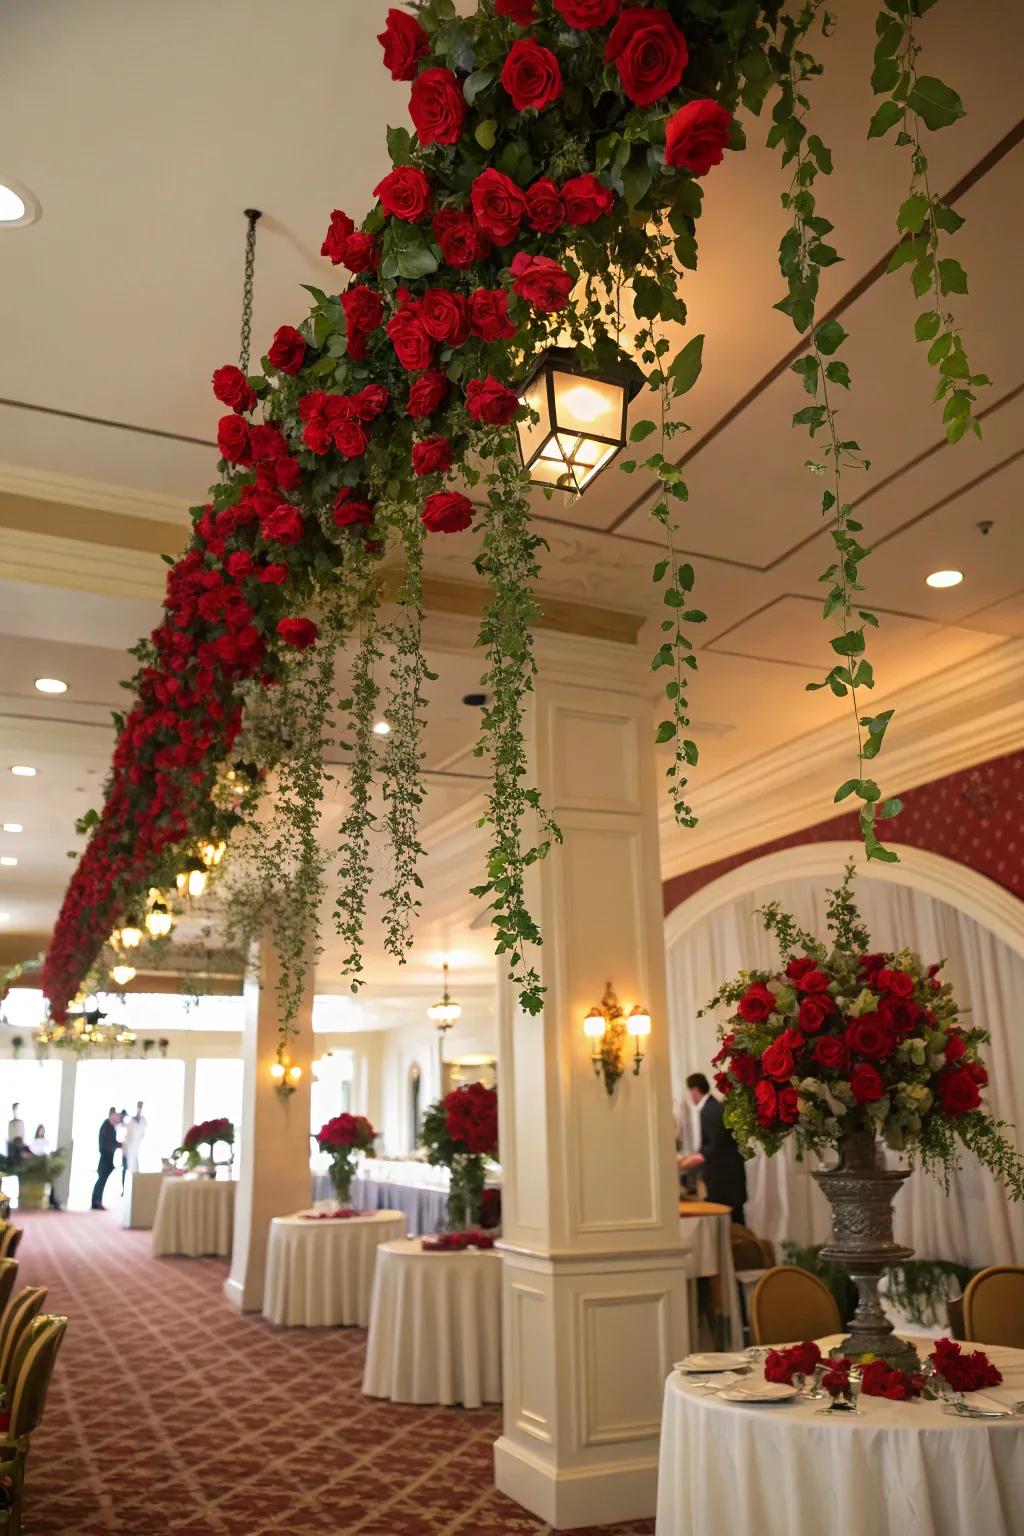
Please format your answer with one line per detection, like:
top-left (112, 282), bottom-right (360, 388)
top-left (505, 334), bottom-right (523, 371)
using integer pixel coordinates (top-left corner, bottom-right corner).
top-left (116, 918), bottom-right (143, 949)
top-left (145, 897), bottom-right (173, 939)
top-left (176, 858), bottom-right (208, 899)
top-left (110, 963), bottom-right (136, 987)
top-left (427, 962), bottom-right (461, 1033)
top-left (515, 347), bottom-right (645, 494)
top-left (201, 839), bottom-right (226, 868)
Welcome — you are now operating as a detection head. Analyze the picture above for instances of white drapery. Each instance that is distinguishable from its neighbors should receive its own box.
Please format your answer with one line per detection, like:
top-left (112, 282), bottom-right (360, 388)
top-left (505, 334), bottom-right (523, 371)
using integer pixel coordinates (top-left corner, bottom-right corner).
top-left (666, 864), bottom-right (1024, 1267)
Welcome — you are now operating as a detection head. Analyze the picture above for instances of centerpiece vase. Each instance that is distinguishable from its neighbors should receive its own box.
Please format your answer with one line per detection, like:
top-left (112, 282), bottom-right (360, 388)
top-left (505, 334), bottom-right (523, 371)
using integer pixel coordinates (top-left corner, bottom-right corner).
top-left (813, 1130), bottom-right (918, 1371)
top-left (447, 1154), bottom-right (485, 1230)
top-left (329, 1153), bottom-right (355, 1207)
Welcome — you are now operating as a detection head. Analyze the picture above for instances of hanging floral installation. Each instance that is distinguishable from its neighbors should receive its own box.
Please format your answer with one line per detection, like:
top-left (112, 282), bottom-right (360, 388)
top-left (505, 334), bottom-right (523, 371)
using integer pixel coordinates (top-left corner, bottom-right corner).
top-left (42, 0), bottom-right (982, 1047)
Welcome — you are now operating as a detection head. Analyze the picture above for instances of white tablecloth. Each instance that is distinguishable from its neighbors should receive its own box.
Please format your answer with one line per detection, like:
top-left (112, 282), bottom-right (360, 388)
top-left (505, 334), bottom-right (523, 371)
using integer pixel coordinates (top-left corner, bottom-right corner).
top-left (262, 1210), bottom-right (406, 1327)
top-left (656, 1341), bottom-right (1024, 1536)
top-left (312, 1160), bottom-right (500, 1236)
top-left (362, 1237), bottom-right (502, 1407)
top-left (678, 1207), bottom-right (742, 1350)
top-left (122, 1171), bottom-right (165, 1229)
top-left (152, 1177), bottom-right (235, 1258)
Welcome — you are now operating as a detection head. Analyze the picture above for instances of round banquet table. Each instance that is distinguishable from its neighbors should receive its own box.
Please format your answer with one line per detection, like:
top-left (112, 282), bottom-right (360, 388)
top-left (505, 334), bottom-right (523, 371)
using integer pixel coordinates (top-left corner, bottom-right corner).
top-left (262, 1210), bottom-right (406, 1327)
top-left (151, 1176), bottom-right (235, 1258)
top-left (678, 1201), bottom-right (742, 1351)
top-left (362, 1236), bottom-right (502, 1407)
top-left (655, 1340), bottom-right (1024, 1536)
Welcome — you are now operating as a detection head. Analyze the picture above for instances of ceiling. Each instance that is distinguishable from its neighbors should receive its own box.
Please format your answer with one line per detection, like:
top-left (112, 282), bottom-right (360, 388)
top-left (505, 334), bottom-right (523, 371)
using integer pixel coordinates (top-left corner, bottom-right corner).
top-left (0, 0), bottom-right (1021, 999)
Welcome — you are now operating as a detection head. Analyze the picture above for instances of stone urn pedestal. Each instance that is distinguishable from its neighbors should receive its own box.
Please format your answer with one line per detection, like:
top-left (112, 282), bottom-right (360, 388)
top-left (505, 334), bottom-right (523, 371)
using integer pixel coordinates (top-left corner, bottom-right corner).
top-left (814, 1130), bottom-right (918, 1371)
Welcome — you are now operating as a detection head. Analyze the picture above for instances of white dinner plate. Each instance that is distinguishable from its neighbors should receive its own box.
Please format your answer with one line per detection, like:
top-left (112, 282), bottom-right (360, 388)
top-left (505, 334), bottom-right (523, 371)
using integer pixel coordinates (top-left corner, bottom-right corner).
top-left (719, 1382), bottom-right (800, 1404)
top-left (675, 1353), bottom-right (750, 1373)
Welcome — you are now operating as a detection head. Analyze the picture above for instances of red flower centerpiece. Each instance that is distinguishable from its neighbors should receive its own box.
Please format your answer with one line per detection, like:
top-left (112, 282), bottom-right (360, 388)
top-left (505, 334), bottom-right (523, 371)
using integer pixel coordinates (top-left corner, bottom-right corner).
top-left (316, 1112), bottom-right (376, 1206)
top-left (421, 1083), bottom-right (499, 1229)
top-left (173, 1117), bottom-right (235, 1173)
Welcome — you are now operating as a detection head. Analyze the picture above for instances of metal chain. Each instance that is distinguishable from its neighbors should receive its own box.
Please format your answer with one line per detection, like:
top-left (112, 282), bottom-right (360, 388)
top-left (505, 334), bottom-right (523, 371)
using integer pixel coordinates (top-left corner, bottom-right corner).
top-left (239, 208), bottom-right (262, 374)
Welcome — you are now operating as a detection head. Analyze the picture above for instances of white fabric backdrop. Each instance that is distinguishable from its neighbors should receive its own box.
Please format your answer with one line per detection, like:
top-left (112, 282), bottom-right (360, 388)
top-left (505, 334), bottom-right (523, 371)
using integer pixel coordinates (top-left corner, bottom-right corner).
top-left (666, 869), bottom-right (1024, 1267)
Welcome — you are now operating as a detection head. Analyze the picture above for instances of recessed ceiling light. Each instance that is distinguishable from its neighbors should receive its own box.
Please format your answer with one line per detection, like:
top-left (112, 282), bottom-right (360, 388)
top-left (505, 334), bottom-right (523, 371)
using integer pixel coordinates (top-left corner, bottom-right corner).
top-left (2, 823), bottom-right (22, 834)
top-left (0, 856), bottom-right (17, 867)
top-left (0, 178), bottom-right (41, 228)
top-left (10, 766), bottom-right (36, 777)
top-left (925, 569), bottom-right (963, 589)
top-left (34, 677), bottom-right (67, 694)
top-left (372, 720), bottom-right (391, 736)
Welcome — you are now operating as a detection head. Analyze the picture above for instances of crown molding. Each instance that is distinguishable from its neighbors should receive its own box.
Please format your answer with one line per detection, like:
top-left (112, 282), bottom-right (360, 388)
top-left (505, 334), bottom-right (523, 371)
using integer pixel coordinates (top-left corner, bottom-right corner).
top-left (0, 462), bottom-right (190, 524)
top-left (659, 638), bottom-right (1024, 878)
top-left (0, 527), bottom-right (168, 600)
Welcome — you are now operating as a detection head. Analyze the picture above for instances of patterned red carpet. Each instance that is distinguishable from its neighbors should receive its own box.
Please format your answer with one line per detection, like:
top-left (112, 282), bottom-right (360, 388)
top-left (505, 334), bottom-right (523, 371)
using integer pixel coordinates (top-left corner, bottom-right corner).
top-left (14, 1211), bottom-right (655, 1536)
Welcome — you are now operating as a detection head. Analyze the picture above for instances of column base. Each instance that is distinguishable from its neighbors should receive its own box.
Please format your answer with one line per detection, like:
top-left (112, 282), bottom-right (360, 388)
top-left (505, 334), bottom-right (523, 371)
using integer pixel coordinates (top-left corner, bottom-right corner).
top-left (494, 1436), bottom-right (657, 1529)
top-left (222, 1276), bottom-right (249, 1312)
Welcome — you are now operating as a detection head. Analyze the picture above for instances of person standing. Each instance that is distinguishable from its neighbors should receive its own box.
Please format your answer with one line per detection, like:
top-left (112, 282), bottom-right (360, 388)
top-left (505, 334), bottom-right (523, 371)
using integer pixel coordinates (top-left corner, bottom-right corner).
top-left (677, 1072), bottom-right (748, 1226)
top-left (121, 1101), bottom-right (147, 1191)
top-left (91, 1107), bottom-right (120, 1211)
top-left (6, 1102), bottom-right (25, 1160)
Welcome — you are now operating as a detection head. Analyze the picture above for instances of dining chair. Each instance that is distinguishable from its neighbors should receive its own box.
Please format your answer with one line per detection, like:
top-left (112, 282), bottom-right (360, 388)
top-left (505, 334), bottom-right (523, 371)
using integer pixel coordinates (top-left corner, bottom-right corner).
top-left (0, 1233), bottom-right (20, 1264)
top-left (0, 1314), bottom-right (69, 1536)
top-left (946, 1293), bottom-right (965, 1341)
top-left (0, 1292), bottom-right (46, 1397)
top-left (0, 1265), bottom-right (16, 1326)
top-left (963, 1265), bottom-right (1024, 1348)
top-left (750, 1264), bottom-right (841, 1346)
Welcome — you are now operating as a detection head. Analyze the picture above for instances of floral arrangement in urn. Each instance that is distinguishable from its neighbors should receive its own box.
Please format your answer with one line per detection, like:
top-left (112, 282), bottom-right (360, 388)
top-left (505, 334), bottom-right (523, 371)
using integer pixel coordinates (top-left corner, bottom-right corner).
top-left (315, 1112), bottom-right (376, 1206)
top-left (173, 1117), bottom-right (235, 1171)
top-left (421, 1083), bottom-right (499, 1230)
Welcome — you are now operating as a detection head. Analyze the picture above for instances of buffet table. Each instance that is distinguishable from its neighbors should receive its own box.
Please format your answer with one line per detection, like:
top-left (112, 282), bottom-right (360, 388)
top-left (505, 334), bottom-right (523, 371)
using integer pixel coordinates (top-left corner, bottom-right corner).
top-left (311, 1159), bottom-right (500, 1236)
top-left (362, 1236), bottom-right (502, 1407)
top-left (122, 1171), bottom-right (165, 1230)
top-left (263, 1210), bottom-right (406, 1327)
top-left (679, 1201), bottom-right (742, 1350)
top-left (152, 1176), bottom-right (235, 1258)
top-left (655, 1340), bottom-right (1024, 1536)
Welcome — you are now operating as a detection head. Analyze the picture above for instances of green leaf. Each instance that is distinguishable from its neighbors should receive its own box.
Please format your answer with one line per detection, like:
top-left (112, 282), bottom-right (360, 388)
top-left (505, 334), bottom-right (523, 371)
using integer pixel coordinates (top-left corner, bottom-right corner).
top-left (385, 125), bottom-right (414, 165)
top-left (474, 119), bottom-right (497, 151)
top-left (870, 56), bottom-right (900, 93)
top-left (932, 203), bottom-right (965, 235)
top-left (868, 99), bottom-right (903, 139)
top-left (806, 134), bottom-right (833, 173)
top-left (825, 361), bottom-right (850, 388)
top-left (463, 68), bottom-right (496, 106)
top-left (814, 319), bottom-right (847, 356)
top-left (938, 258), bottom-right (968, 295)
top-left (655, 721), bottom-right (676, 744)
top-left (834, 779), bottom-right (860, 803)
top-left (395, 243), bottom-right (439, 279)
top-left (669, 335), bottom-right (704, 397)
top-left (914, 310), bottom-right (941, 341)
top-left (622, 149), bottom-right (654, 210)
top-left (830, 629), bottom-right (865, 657)
top-left (897, 194), bottom-right (930, 235)
top-left (911, 258), bottom-right (935, 298)
top-left (908, 75), bottom-right (965, 131)
top-left (630, 419), bottom-right (656, 442)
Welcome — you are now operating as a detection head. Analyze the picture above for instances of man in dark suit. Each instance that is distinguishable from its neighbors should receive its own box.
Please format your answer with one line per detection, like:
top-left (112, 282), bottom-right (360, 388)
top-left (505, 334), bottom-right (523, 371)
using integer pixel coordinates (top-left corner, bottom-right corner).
top-left (678, 1073), bottom-right (747, 1225)
top-left (91, 1107), bottom-right (120, 1211)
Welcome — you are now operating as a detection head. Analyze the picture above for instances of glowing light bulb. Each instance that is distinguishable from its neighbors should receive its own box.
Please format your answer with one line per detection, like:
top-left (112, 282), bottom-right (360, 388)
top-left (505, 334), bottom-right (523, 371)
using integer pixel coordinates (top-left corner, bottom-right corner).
top-left (561, 384), bottom-right (608, 423)
top-left (111, 964), bottom-right (136, 987)
top-left (583, 1007), bottom-right (606, 1039)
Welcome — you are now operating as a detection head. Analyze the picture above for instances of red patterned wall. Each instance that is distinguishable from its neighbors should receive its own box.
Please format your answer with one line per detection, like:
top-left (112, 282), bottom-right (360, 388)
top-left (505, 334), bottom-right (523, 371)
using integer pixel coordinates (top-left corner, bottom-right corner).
top-left (663, 749), bottom-right (1024, 914)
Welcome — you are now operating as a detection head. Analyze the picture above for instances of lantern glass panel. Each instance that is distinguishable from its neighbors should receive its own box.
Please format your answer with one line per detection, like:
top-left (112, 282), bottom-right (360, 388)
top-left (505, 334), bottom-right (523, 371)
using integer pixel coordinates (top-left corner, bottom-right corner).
top-left (519, 371), bottom-right (553, 464)
top-left (551, 369), bottom-right (623, 442)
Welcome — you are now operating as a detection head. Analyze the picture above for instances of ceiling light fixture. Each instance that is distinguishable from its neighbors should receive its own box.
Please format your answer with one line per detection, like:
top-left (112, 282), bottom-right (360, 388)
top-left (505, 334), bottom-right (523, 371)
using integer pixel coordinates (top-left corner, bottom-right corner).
top-left (10, 766), bottom-right (36, 777)
top-left (925, 569), bottom-right (963, 589)
top-left (0, 856), bottom-right (17, 868)
top-left (372, 720), bottom-right (391, 736)
top-left (515, 346), bottom-right (645, 493)
top-left (427, 962), bottom-right (462, 1033)
top-left (0, 178), bottom-right (41, 228)
top-left (34, 677), bottom-right (68, 694)
top-left (2, 824), bottom-right (22, 834)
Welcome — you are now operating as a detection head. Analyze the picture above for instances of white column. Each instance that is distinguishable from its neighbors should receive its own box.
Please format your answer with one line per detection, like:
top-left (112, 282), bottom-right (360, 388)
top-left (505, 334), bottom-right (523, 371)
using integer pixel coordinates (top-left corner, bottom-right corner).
top-left (493, 635), bottom-right (687, 1529)
top-left (54, 1056), bottom-right (77, 1208)
top-left (181, 1056), bottom-right (197, 1140)
top-left (224, 939), bottom-right (314, 1312)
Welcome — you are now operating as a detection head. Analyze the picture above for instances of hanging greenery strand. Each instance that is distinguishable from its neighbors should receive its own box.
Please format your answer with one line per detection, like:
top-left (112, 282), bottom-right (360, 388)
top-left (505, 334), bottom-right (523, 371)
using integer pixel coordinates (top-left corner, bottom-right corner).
top-left (334, 606), bottom-right (382, 990)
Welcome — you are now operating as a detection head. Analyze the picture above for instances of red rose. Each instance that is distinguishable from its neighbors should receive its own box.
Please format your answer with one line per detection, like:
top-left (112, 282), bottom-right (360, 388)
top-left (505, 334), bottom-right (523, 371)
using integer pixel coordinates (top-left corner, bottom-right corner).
top-left (412, 436), bottom-right (453, 476)
top-left (277, 617), bottom-right (318, 650)
top-left (260, 504), bottom-right (304, 546)
top-left (754, 1079), bottom-right (777, 1127)
top-left (496, 0), bottom-right (536, 22)
top-left (525, 177), bottom-right (566, 233)
top-left (349, 384), bottom-right (389, 421)
top-left (845, 1015), bottom-right (896, 1062)
top-left (936, 1068), bottom-right (981, 1118)
top-left (387, 307), bottom-right (436, 372)
top-left (605, 7), bottom-right (689, 107)
top-left (374, 166), bottom-right (433, 222)
top-left (267, 325), bottom-right (306, 376)
top-left (466, 374), bottom-right (521, 425)
top-left (813, 1035), bottom-right (849, 1072)
top-left (274, 455), bottom-right (303, 491)
top-left (258, 564), bottom-right (289, 585)
top-left (432, 206), bottom-right (489, 268)
top-left (407, 370), bottom-right (449, 417)
top-left (418, 288), bottom-right (470, 345)
top-left (786, 956), bottom-right (818, 981)
top-left (225, 550), bottom-right (253, 580)
top-left (212, 364), bottom-right (255, 415)
top-left (321, 209), bottom-right (355, 265)
top-left (500, 39), bottom-right (562, 111)
top-left (217, 415), bottom-right (251, 465)
top-left (859, 953), bottom-right (886, 977)
top-left (942, 1031), bottom-right (966, 1064)
top-left (878, 996), bottom-right (921, 1036)
top-left (410, 67), bottom-right (466, 146)
top-left (798, 996), bottom-right (833, 1034)
top-left (736, 981), bottom-right (775, 1024)
top-left (665, 99), bottom-right (733, 175)
top-left (876, 967), bottom-right (915, 998)
top-left (510, 251), bottom-right (573, 311)
top-left (471, 169), bottom-right (527, 246)
top-left (422, 491), bottom-right (474, 534)
top-left (798, 969), bottom-right (831, 993)
top-left (332, 489), bottom-right (375, 528)
top-left (729, 1051), bottom-right (757, 1087)
top-left (249, 424), bottom-right (288, 462)
top-left (377, 7), bottom-right (429, 81)
top-left (760, 1039), bottom-right (797, 1082)
top-left (562, 173), bottom-right (614, 224)
top-left (554, 0), bottom-right (620, 26)
top-left (849, 1062), bottom-right (885, 1104)
top-left (332, 417), bottom-right (369, 460)
top-left (340, 231), bottom-right (380, 274)
top-left (778, 1087), bottom-right (799, 1124)
top-left (469, 288), bottom-right (516, 342)
top-left (444, 1083), bottom-right (498, 1156)
top-left (714, 1071), bottom-right (732, 1097)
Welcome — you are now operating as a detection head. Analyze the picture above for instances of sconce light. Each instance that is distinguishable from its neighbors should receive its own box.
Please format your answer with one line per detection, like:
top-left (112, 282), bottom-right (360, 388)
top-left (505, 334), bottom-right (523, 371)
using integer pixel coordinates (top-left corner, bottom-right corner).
top-left (515, 346), bottom-right (645, 494)
top-left (427, 962), bottom-right (461, 1035)
top-left (271, 1046), bottom-right (303, 1100)
top-left (583, 981), bottom-right (651, 1095)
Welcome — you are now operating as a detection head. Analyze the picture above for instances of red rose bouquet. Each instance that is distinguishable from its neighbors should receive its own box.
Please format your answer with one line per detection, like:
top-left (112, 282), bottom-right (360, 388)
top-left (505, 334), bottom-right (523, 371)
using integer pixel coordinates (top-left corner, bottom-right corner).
top-left (705, 866), bottom-right (1024, 1197)
top-left (764, 1339), bottom-right (821, 1385)
top-left (929, 1338), bottom-right (1002, 1392)
top-left (174, 1117), bottom-right (235, 1170)
top-left (316, 1112), bottom-right (376, 1206)
top-left (421, 1228), bottom-right (495, 1252)
top-left (421, 1083), bottom-right (499, 1229)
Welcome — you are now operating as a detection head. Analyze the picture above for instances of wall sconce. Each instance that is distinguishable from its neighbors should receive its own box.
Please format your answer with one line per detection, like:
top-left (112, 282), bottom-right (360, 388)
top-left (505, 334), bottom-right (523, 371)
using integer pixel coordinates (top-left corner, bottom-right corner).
top-left (271, 1046), bottom-right (303, 1100)
top-left (515, 346), bottom-right (645, 494)
top-left (583, 981), bottom-right (651, 1094)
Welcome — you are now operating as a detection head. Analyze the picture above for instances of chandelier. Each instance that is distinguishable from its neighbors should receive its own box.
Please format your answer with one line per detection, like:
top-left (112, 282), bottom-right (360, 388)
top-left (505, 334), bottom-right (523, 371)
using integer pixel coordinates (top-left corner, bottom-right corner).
top-left (38, 999), bottom-right (137, 1054)
top-left (427, 963), bottom-right (461, 1034)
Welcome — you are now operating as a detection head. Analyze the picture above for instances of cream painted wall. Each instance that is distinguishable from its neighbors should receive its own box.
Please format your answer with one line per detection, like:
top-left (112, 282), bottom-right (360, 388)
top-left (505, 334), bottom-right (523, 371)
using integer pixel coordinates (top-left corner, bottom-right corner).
top-left (377, 999), bottom-right (498, 1155)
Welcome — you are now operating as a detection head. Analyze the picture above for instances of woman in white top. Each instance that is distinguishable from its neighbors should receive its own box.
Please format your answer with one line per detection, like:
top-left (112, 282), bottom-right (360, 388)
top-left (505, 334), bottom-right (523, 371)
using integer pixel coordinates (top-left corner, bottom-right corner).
top-left (28, 1124), bottom-right (50, 1156)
